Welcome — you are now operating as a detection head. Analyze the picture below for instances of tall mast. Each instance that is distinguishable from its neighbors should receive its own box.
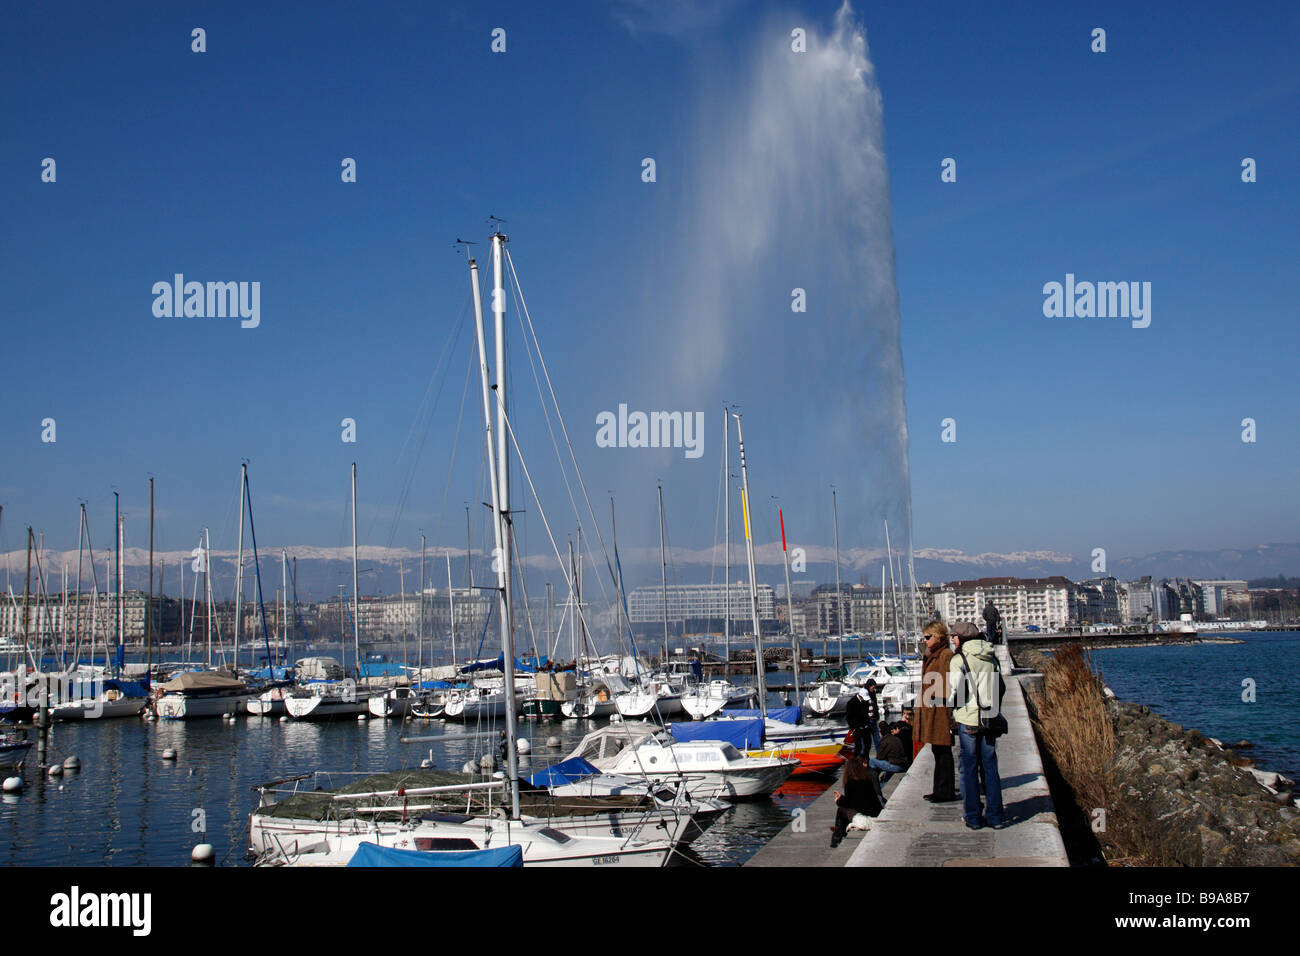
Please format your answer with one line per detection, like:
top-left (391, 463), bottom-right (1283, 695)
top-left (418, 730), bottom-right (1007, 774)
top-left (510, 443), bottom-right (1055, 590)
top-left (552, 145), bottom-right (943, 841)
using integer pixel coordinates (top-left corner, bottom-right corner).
top-left (419, 534), bottom-right (426, 678)
top-left (465, 507), bottom-right (474, 591)
top-left (446, 553), bottom-right (456, 670)
top-left (113, 492), bottom-right (120, 674)
top-left (832, 488), bottom-right (843, 666)
top-left (577, 526), bottom-right (586, 662)
top-left (204, 530), bottom-right (213, 668)
top-left (22, 528), bottom-right (32, 672)
top-left (779, 508), bottom-right (801, 699)
top-left (723, 409), bottom-right (731, 674)
top-left (490, 229), bottom-right (521, 820)
top-left (351, 462), bottom-right (361, 679)
top-left (568, 541), bottom-right (578, 666)
top-left (399, 561), bottom-right (407, 673)
top-left (281, 549), bottom-right (288, 663)
top-left (74, 505), bottom-right (84, 668)
top-left (732, 413), bottom-right (767, 719)
top-left (884, 519), bottom-right (901, 649)
top-left (883, 567), bottom-right (894, 658)
top-left (117, 511), bottom-right (125, 669)
top-left (546, 581), bottom-right (554, 662)
top-left (610, 497), bottom-right (626, 666)
top-left (907, 547), bottom-right (920, 649)
top-left (147, 477), bottom-right (154, 680)
top-left (234, 464), bottom-right (246, 673)
top-left (658, 483), bottom-right (669, 665)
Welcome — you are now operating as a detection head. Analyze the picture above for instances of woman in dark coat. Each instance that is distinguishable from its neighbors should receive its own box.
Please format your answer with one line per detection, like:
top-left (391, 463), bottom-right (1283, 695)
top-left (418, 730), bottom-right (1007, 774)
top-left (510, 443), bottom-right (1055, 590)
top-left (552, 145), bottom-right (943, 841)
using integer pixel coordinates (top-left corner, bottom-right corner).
top-left (829, 756), bottom-right (884, 848)
top-left (917, 620), bottom-right (957, 802)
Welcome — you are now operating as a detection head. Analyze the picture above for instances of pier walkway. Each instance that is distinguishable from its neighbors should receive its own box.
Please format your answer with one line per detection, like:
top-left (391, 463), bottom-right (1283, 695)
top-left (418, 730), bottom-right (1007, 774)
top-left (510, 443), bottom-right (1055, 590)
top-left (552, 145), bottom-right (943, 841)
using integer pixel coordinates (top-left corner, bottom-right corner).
top-left (748, 646), bottom-right (1069, 868)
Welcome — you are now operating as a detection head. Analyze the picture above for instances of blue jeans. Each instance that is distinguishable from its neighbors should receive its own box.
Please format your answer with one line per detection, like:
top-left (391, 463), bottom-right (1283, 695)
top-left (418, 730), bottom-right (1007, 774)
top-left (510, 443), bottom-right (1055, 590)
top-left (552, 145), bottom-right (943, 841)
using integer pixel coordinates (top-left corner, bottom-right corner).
top-left (868, 758), bottom-right (905, 785)
top-left (871, 723), bottom-right (882, 755)
top-left (957, 723), bottom-right (1003, 827)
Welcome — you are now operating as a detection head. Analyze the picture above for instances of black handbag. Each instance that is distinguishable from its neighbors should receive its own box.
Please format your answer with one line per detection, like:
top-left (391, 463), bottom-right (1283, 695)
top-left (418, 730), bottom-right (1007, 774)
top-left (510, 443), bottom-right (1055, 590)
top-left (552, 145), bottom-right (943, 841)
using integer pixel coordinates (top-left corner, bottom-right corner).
top-left (958, 650), bottom-right (1008, 739)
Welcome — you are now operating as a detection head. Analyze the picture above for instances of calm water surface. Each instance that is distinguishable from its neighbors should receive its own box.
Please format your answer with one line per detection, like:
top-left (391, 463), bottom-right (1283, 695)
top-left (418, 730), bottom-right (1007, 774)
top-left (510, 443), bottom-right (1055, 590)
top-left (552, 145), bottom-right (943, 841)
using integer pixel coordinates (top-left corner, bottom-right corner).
top-left (1091, 630), bottom-right (1299, 781)
top-left (0, 686), bottom-right (828, 867)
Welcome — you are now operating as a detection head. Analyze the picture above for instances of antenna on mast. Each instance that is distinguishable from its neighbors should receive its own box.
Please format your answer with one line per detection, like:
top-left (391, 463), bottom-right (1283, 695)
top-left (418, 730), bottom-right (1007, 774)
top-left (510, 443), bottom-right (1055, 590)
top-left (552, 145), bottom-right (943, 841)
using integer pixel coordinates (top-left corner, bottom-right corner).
top-left (487, 215), bottom-right (508, 235)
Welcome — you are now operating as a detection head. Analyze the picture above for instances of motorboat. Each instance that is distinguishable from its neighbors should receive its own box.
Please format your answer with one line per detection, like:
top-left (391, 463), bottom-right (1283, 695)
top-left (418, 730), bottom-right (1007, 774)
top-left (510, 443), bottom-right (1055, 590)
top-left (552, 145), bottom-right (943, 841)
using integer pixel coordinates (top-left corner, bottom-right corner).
top-left (679, 679), bottom-right (759, 720)
top-left (566, 723), bottom-right (797, 800)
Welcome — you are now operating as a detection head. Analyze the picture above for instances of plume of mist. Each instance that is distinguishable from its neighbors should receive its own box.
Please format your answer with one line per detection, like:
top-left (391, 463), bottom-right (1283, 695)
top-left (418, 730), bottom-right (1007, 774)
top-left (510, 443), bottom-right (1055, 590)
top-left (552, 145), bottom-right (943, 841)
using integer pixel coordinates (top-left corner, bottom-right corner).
top-left (651, 2), bottom-right (914, 575)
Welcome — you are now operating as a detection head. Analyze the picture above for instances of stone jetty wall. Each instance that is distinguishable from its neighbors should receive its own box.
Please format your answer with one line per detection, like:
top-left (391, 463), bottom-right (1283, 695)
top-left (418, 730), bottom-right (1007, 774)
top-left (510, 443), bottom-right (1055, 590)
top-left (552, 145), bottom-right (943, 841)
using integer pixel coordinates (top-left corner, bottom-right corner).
top-left (1016, 646), bottom-right (1300, 866)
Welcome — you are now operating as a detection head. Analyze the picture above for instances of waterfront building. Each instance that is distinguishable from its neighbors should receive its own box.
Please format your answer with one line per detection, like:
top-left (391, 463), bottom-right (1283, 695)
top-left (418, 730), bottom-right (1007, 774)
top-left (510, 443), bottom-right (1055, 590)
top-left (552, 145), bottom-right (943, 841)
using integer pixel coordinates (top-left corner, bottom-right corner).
top-left (626, 582), bottom-right (777, 637)
top-left (932, 576), bottom-right (1074, 632)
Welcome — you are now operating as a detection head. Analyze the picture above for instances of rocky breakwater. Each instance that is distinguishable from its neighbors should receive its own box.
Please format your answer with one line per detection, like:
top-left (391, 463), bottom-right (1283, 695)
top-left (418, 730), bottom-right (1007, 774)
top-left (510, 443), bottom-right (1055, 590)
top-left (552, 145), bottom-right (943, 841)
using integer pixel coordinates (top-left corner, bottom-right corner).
top-left (1017, 645), bottom-right (1300, 866)
top-left (1109, 700), bottom-right (1300, 866)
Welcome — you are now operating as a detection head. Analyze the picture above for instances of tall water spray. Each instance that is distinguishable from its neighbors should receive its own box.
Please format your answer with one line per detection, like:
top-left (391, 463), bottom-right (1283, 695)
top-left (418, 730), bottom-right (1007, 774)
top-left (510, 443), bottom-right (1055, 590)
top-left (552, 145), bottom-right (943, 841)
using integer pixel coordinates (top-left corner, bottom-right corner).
top-left (664, 2), bottom-right (915, 579)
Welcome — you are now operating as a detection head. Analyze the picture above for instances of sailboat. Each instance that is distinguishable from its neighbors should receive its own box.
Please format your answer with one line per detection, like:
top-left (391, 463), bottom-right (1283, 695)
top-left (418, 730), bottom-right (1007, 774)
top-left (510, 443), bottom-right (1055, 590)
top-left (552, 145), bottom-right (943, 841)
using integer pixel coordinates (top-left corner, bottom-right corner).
top-left (156, 467), bottom-right (267, 719)
top-left (259, 231), bottom-right (689, 866)
top-left (686, 414), bottom-right (849, 776)
top-left (286, 464), bottom-right (381, 721)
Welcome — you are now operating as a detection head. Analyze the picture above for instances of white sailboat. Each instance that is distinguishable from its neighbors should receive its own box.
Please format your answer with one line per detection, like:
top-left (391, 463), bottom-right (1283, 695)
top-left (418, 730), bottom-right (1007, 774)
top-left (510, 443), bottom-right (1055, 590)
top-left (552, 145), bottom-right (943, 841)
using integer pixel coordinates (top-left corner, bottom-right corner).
top-left (260, 232), bottom-right (689, 866)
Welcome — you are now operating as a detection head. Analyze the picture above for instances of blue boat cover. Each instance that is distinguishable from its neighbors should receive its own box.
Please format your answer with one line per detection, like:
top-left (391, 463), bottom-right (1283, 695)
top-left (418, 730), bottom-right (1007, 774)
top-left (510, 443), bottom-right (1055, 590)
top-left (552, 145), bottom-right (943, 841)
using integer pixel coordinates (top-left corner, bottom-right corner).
top-left (722, 705), bottom-right (803, 725)
top-left (244, 666), bottom-right (295, 681)
top-left (526, 756), bottom-right (600, 788)
top-left (104, 679), bottom-right (150, 698)
top-left (459, 654), bottom-right (547, 675)
top-left (667, 717), bottom-right (764, 749)
top-left (65, 678), bottom-right (150, 699)
top-left (347, 841), bottom-right (523, 868)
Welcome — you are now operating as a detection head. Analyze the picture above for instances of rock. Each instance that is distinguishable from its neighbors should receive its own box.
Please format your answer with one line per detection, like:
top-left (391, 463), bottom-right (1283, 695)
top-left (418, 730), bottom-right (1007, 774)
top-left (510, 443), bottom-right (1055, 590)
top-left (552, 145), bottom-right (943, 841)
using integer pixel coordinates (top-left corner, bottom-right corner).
top-left (1251, 769), bottom-right (1280, 789)
top-left (1232, 740), bottom-right (1254, 750)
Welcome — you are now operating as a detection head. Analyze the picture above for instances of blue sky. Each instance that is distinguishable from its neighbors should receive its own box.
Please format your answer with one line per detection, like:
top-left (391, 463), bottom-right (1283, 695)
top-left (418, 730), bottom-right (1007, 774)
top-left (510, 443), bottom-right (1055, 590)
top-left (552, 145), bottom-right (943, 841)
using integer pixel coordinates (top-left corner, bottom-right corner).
top-left (1, 0), bottom-right (1297, 591)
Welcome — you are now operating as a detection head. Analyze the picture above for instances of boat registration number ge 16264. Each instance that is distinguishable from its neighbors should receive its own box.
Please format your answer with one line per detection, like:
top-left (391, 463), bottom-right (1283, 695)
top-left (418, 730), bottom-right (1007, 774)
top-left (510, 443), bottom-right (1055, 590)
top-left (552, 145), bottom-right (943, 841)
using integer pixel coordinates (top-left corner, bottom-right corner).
top-left (591, 855), bottom-right (620, 866)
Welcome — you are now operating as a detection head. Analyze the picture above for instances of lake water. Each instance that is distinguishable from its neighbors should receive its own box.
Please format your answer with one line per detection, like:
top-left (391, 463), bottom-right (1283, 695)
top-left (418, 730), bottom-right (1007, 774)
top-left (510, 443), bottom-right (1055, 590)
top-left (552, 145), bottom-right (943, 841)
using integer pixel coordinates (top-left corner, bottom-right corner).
top-left (0, 694), bottom-right (826, 867)
top-left (1091, 630), bottom-right (1299, 781)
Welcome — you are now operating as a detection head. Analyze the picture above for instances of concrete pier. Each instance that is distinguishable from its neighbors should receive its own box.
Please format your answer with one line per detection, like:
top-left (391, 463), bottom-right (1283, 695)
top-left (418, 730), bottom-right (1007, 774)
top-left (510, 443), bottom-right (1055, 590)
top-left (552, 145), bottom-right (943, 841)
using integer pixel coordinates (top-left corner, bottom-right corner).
top-left (747, 645), bottom-right (1069, 867)
top-left (846, 645), bottom-right (1066, 867)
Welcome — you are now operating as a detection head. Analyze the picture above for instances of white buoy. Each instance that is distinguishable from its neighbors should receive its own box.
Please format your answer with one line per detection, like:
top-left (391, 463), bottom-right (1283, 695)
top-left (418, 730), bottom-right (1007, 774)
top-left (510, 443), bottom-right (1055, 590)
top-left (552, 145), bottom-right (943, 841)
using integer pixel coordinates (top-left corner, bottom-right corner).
top-left (461, 761), bottom-right (477, 774)
top-left (492, 770), bottom-right (505, 780)
top-left (162, 748), bottom-right (177, 760)
top-left (2, 776), bottom-right (22, 793)
top-left (517, 738), bottom-right (531, 754)
top-left (357, 714), bottom-right (367, 721)
top-left (63, 756), bottom-right (81, 771)
top-left (279, 715), bottom-right (288, 722)
top-left (191, 843), bottom-right (215, 863)
top-left (47, 765), bottom-right (63, 778)
top-left (546, 736), bottom-right (562, 749)
top-left (479, 753), bottom-right (496, 769)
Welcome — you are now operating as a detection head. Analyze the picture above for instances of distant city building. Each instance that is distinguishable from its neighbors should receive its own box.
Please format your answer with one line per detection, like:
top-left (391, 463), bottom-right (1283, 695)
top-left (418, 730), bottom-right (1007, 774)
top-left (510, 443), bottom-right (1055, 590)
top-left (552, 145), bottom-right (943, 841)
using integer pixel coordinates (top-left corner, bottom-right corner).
top-left (933, 577), bottom-right (1074, 632)
top-left (1121, 577), bottom-right (1154, 623)
top-left (627, 583), bottom-right (776, 637)
top-left (1193, 580), bottom-right (1247, 618)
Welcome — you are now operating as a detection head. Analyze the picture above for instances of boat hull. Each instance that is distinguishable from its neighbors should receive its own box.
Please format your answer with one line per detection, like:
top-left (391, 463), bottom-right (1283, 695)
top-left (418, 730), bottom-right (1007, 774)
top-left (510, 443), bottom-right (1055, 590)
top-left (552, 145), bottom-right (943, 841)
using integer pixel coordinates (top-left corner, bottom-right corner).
top-left (51, 696), bottom-right (147, 721)
top-left (561, 696), bottom-right (617, 719)
top-left (156, 693), bottom-right (252, 719)
top-left (285, 694), bottom-right (372, 720)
